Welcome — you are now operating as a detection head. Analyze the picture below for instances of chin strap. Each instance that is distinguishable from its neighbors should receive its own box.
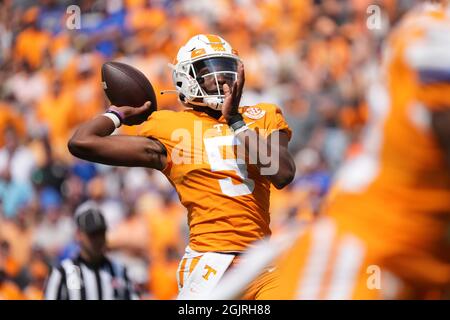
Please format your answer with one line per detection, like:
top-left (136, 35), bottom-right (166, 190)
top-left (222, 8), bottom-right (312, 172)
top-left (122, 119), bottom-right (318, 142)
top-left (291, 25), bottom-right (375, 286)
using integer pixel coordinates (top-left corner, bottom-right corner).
top-left (181, 96), bottom-right (224, 110)
top-left (203, 96), bottom-right (224, 110)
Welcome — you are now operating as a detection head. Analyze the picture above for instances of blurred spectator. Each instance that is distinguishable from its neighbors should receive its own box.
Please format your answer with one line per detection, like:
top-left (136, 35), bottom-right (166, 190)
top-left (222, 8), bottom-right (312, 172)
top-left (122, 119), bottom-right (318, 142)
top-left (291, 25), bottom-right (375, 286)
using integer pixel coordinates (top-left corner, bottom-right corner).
top-left (107, 198), bottom-right (149, 291)
top-left (291, 148), bottom-right (331, 214)
top-left (0, 239), bottom-right (23, 300)
top-left (30, 137), bottom-right (69, 195)
top-left (0, 128), bottom-right (35, 219)
top-left (0, 208), bottom-right (36, 270)
top-left (86, 176), bottom-right (126, 230)
top-left (4, 61), bottom-right (48, 108)
top-left (147, 245), bottom-right (180, 300)
top-left (32, 187), bottom-right (75, 257)
top-left (0, 127), bottom-right (36, 184)
top-left (14, 7), bottom-right (51, 69)
top-left (36, 78), bottom-right (75, 159)
top-left (271, 147), bottom-right (332, 228)
top-left (0, 95), bottom-right (26, 148)
top-left (0, 240), bottom-right (20, 280)
top-left (0, 269), bottom-right (23, 300)
top-left (23, 259), bottom-right (48, 300)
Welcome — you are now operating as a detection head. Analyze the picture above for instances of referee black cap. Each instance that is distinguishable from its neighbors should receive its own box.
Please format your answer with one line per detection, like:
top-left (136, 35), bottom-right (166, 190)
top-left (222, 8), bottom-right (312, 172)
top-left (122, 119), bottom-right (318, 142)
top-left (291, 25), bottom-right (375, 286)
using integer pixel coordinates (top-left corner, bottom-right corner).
top-left (75, 201), bottom-right (107, 234)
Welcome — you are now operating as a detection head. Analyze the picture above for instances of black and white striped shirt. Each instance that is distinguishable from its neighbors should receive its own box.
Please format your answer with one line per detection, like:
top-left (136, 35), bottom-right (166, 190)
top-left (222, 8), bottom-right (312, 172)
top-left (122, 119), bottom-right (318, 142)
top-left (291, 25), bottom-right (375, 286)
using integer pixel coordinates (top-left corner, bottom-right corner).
top-left (44, 255), bottom-right (139, 300)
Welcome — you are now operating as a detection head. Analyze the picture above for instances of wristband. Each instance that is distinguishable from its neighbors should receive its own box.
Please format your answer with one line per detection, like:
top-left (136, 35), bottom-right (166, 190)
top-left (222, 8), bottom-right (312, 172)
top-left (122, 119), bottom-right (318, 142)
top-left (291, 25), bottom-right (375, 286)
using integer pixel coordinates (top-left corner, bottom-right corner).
top-left (227, 114), bottom-right (246, 132)
top-left (107, 109), bottom-right (124, 123)
top-left (233, 124), bottom-right (249, 135)
top-left (102, 112), bottom-right (121, 128)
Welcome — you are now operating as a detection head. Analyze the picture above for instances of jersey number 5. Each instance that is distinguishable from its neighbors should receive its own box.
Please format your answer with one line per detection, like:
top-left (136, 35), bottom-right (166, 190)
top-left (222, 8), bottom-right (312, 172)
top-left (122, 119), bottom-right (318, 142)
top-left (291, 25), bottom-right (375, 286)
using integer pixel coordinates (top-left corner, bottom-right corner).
top-left (204, 136), bottom-right (255, 197)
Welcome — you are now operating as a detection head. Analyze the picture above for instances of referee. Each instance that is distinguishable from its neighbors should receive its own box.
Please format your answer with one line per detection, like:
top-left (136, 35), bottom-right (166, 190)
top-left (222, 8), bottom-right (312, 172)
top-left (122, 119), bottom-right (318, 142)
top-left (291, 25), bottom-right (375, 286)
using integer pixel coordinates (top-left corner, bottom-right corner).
top-left (44, 202), bottom-right (139, 300)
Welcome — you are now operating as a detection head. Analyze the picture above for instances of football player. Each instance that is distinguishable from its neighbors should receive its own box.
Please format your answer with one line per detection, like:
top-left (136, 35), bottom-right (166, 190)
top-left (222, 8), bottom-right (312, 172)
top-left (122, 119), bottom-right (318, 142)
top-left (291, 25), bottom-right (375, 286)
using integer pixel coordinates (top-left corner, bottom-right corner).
top-left (68, 34), bottom-right (296, 299)
top-left (262, 1), bottom-right (450, 299)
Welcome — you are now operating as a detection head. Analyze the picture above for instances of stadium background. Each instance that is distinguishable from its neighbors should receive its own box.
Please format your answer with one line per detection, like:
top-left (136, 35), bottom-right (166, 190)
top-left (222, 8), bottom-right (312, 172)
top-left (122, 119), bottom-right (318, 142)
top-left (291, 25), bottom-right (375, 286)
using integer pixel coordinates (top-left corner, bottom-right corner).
top-left (0, 0), bottom-right (418, 299)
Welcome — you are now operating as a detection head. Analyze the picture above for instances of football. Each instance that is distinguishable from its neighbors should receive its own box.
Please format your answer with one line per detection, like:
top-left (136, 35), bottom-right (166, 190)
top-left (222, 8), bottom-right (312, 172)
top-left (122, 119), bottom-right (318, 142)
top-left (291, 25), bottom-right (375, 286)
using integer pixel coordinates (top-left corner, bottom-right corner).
top-left (101, 61), bottom-right (157, 123)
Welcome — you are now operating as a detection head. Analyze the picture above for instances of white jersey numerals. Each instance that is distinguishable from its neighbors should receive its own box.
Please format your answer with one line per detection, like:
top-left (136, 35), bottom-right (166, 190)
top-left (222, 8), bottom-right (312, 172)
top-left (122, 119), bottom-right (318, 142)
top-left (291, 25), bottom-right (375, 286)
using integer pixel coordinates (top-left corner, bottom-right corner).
top-left (204, 136), bottom-right (255, 197)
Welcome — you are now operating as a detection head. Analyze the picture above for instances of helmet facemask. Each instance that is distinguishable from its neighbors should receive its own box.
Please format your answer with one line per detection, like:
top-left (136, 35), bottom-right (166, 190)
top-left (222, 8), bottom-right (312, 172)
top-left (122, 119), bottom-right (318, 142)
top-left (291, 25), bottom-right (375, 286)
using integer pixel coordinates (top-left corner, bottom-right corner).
top-left (174, 56), bottom-right (239, 110)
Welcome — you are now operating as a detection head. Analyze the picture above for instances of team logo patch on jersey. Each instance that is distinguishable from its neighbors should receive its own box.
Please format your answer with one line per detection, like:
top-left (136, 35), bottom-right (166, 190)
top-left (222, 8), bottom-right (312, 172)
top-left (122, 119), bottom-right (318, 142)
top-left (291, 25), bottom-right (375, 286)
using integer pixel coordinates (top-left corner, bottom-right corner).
top-left (243, 107), bottom-right (266, 120)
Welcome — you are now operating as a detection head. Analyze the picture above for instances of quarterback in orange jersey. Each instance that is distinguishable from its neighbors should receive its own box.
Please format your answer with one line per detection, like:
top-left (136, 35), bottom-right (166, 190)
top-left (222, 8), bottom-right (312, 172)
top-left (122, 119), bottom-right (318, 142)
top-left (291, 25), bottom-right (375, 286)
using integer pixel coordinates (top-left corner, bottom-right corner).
top-left (68, 34), bottom-right (296, 299)
top-left (263, 2), bottom-right (450, 300)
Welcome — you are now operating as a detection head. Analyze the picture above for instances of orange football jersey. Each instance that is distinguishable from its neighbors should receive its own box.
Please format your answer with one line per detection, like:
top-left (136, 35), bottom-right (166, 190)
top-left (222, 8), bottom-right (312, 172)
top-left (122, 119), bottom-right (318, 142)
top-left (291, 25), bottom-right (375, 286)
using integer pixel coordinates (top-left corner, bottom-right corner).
top-left (324, 4), bottom-right (450, 286)
top-left (139, 103), bottom-right (291, 252)
top-left (266, 4), bottom-right (450, 300)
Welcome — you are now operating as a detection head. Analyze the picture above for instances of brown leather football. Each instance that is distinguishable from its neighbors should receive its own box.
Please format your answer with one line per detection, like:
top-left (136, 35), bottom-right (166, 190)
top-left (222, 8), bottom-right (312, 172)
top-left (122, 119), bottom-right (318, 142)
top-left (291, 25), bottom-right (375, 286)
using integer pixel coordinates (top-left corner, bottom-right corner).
top-left (101, 61), bottom-right (157, 123)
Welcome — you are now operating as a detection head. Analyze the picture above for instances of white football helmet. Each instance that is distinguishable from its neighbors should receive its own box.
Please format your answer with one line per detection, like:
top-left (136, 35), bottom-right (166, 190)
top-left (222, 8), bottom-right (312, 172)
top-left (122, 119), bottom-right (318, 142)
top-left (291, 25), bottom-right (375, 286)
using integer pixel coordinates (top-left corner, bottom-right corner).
top-left (169, 34), bottom-right (240, 110)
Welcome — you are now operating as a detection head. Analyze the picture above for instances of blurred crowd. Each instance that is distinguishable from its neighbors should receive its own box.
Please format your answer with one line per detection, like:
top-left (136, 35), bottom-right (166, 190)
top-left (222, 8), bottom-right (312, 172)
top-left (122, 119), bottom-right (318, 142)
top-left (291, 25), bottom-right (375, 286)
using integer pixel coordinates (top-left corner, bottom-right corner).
top-left (0, 0), bottom-right (419, 299)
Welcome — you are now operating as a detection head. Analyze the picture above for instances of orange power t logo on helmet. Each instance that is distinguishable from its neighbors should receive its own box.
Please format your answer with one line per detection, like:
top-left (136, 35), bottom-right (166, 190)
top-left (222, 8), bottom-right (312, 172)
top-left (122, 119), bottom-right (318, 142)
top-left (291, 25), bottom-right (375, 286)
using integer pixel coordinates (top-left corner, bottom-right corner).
top-left (206, 34), bottom-right (226, 52)
top-left (191, 48), bottom-right (206, 58)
